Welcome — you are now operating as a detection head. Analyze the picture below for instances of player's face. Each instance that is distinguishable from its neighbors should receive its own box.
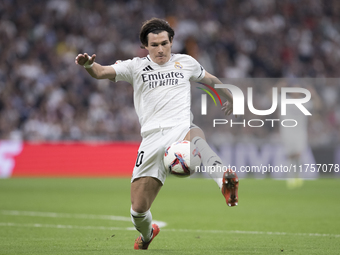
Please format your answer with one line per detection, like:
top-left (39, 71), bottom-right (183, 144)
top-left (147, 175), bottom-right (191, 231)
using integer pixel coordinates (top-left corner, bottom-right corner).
top-left (145, 31), bottom-right (172, 65)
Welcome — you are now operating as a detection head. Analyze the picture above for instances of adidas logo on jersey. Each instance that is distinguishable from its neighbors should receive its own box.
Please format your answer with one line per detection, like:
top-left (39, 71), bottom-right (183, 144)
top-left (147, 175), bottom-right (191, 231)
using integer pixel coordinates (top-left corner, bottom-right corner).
top-left (142, 65), bottom-right (154, 71)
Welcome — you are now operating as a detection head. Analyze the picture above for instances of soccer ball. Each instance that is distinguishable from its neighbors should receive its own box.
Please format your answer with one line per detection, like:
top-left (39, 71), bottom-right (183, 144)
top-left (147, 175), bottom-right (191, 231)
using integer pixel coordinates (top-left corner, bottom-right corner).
top-left (164, 140), bottom-right (201, 177)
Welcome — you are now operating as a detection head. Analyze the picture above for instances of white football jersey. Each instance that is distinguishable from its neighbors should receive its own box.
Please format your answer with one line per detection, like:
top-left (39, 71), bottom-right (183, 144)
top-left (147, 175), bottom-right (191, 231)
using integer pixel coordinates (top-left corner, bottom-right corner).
top-left (112, 54), bottom-right (205, 135)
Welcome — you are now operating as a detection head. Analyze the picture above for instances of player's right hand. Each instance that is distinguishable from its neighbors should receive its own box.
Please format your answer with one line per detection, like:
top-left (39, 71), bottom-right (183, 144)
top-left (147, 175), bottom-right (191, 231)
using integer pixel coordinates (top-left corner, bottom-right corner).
top-left (75, 53), bottom-right (96, 66)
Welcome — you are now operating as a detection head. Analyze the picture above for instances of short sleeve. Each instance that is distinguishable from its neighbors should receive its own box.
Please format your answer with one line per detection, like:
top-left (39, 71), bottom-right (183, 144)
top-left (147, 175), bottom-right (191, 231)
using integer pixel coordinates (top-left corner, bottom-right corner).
top-left (111, 59), bottom-right (133, 84)
top-left (188, 56), bottom-right (205, 82)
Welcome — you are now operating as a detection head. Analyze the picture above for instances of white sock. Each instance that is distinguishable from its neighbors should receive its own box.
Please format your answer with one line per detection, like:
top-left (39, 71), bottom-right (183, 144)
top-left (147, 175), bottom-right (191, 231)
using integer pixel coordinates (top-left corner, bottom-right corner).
top-left (192, 136), bottom-right (224, 189)
top-left (130, 207), bottom-right (153, 242)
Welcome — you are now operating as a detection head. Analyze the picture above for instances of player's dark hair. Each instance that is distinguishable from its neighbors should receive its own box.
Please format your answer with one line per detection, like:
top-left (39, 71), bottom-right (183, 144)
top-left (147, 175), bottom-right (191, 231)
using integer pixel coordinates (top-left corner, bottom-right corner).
top-left (139, 18), bottom-right (175, 48)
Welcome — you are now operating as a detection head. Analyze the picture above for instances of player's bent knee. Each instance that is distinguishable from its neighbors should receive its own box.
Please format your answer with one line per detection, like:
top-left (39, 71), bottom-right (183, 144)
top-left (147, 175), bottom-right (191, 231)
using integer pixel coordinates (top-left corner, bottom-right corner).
top-left (184, 127), bottom-right (206, 141)
top-left (131, 202), bottom-right (150, 214)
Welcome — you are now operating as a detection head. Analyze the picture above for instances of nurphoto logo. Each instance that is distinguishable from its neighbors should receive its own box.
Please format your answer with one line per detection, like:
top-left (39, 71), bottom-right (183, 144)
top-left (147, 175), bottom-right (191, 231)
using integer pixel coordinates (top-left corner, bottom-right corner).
top-left (200, 84), bottom-right (312, 128)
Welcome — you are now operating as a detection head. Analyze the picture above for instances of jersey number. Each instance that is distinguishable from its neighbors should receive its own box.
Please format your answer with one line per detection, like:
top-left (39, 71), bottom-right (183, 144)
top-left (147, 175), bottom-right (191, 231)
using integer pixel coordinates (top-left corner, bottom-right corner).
top-left (135, 151), bottom-right (144, 167)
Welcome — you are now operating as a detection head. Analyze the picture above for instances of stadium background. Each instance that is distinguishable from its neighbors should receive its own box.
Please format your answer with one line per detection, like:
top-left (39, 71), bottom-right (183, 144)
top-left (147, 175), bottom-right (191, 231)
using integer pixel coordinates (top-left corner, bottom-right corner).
top-left (1, 1), bottom-right (340, 255)
top-left (1, 0), bottom-right (340, 177)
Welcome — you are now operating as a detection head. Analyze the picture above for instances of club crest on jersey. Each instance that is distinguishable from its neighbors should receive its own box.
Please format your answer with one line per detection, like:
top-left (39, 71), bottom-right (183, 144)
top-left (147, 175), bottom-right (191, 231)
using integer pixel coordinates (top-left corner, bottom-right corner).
top-left (174, 62), bottom-right (183, 69)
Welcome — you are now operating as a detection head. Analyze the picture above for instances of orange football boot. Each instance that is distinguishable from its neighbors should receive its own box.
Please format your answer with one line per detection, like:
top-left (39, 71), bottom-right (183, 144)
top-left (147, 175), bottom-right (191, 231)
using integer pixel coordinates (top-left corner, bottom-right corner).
top-left (134, 224), bottom-right (160, 250)
top-left (222, 169), bottom-right (239, 206)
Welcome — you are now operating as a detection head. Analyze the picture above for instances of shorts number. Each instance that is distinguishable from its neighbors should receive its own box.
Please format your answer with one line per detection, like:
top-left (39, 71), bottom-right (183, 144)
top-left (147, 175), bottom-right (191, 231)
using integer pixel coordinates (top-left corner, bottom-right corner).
top-left (135, 151), bottom-right (144, 167)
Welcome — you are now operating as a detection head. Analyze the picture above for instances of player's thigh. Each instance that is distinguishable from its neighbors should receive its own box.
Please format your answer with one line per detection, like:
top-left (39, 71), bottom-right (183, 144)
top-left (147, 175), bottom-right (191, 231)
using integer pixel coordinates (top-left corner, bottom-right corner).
top-left (131, 176), bottom-right (162, 213)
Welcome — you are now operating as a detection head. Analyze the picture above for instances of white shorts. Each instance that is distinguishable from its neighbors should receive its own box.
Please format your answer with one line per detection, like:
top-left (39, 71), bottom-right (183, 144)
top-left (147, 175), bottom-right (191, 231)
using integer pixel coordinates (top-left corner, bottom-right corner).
top-left (131, 124), bottom-right (194, 184)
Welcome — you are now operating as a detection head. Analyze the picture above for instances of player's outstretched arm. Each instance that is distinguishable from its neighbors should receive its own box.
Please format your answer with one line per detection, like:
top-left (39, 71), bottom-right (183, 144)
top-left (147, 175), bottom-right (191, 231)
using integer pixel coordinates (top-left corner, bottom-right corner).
top-left (200, 71), bottom-right (234, 116)
top-left (75, 53), bottom-right (116, 80)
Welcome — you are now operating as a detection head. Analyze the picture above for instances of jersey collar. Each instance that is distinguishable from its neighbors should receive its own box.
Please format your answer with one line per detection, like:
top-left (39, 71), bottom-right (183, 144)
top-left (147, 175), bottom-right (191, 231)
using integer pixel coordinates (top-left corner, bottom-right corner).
top-left (147, 54), bottom-right (174, 65)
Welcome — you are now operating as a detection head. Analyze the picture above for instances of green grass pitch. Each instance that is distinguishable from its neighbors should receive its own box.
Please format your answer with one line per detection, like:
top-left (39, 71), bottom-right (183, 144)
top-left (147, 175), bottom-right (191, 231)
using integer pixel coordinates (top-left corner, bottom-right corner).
top-left (0, 177), bottom-right (340, 254)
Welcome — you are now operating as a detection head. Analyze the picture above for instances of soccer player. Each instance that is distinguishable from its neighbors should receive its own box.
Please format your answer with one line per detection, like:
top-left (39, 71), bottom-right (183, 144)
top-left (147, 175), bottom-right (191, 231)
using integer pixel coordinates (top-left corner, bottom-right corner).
top-left (75, 18), bottom-right (239, 250)
top-left (279, 84), bottom-right (322, 188)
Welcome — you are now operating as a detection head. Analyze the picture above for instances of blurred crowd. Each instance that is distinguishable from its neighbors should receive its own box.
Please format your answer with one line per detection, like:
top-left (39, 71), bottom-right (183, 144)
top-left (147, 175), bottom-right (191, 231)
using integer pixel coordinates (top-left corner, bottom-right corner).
top-left (0, 0), bottom-right (340, 145)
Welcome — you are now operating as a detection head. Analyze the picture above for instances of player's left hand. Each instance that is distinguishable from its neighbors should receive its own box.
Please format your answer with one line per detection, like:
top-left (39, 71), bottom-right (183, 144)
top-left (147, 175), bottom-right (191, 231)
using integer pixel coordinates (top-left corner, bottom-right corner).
top-left (221, 100), bottom-right (234, 116)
